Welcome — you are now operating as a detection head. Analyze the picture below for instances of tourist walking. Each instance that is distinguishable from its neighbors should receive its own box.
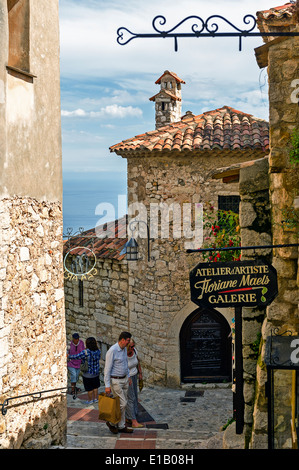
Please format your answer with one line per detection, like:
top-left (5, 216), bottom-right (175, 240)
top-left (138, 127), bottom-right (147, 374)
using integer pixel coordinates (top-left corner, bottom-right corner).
top-left (126, 339), bottom-right (144, 428)
top-left (67, 333), bottom-right (85, 395)
top-left (68, 336), bottom-right (101, 404)
top-left (104, 331), bottom-right (133, 434)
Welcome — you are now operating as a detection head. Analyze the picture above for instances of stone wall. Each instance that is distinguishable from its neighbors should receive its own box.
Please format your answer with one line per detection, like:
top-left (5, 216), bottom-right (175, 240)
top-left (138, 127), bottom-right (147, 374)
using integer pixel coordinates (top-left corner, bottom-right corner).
top-left (0, 0), bottom-right (65, 448)
top-left (250, 29), bottom-right (299, 449)
top-left (235, 157), bottom-right (272, 448)
top-left (0, 197), bottom-right (66, 448)
top-left (126, 153), bottom-right (251, 386)
top-left (65, 258), bottom-right (129, 358)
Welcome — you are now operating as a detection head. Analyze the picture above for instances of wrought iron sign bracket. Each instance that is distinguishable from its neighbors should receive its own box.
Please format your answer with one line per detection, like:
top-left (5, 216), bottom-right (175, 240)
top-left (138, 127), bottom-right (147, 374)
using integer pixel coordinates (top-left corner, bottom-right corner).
top-left (117, 14), bottom-right (299, 52)
top-left (186, 243), bottom-right (299, 254)
top-left (63, 227), bottom-right (95, 251)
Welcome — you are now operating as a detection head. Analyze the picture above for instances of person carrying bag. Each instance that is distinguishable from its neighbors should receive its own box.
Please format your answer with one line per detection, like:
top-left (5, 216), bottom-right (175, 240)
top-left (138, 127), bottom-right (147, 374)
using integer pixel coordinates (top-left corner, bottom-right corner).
top-left (98, 392), bottom-right (121, 426)
top-left (104, 331), bottom-right (133, 434)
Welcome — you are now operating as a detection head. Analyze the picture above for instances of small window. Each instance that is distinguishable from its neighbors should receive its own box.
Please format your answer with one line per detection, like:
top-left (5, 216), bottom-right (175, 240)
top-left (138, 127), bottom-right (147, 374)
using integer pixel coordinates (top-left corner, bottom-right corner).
top-left (7, 0), bottom-right (30, 72)
top-left (78, 279), bottom-right (84, 307)
top-left (218, 195), bottom-right (240, 214)
top-left (217, 195), bottom-right (240, 232)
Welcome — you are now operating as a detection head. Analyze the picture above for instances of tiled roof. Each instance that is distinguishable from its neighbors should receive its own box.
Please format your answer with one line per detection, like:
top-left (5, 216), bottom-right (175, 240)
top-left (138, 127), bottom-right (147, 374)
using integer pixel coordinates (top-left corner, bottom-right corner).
top-left (155, 70), bottom-right (186, 84)
top-left (257, 3), bottom-right (296, 21)
top-left (256, 2), bottom-right (298, 42)
top-left (149, 89), bottom-right (181, 102)
top-left (63, 216), bottom-right (127, 261)
top-left (110, 106), bottom-right (269, 157)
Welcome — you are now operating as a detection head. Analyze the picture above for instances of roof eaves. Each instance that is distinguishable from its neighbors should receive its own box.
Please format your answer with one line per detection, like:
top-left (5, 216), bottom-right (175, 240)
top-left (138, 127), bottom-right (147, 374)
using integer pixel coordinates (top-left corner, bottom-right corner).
top-left (155, 70), bottom-right (186, 84)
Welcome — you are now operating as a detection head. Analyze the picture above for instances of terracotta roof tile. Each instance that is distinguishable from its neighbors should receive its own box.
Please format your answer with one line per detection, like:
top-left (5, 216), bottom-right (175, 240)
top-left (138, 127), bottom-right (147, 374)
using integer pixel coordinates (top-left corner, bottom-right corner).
top-left (256, 2), bottom-right (298, 42)
top-left (155, 70), bottom-right (186, 84)
top-left (149, 90), bottom-right (181, 102)
top-left (110, 106), bottom-right (269, 157)
top-left (63, 216), bottom-right (128, 261)
top-left (257, 3), bottom-right (295, 21)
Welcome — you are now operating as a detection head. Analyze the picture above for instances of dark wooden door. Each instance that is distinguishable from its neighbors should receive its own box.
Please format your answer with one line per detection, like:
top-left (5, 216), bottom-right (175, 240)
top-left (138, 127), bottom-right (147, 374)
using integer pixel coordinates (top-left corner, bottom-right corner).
top-left (180, 308), bottom-right (232, 383)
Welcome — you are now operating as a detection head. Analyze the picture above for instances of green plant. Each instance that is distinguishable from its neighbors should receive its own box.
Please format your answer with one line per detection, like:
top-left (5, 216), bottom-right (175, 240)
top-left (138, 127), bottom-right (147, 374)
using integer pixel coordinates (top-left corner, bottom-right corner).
top-left (202, 204), bottom-right (241, 262)
top-left (222, 416), bottom-right (235, 431)
top-left (281, 206), bottom-right (299, 235)
top-left (251, 332), bottom-right (262, 359)
top-left (288, 128), bottom-right (299, 166)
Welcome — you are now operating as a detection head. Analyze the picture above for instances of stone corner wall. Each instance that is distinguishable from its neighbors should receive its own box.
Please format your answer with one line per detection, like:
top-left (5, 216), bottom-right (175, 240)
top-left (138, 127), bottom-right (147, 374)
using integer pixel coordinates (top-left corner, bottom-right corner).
top-left (0, 197), bottom-right (67, 449)
top-left (237, 157), bottom-right (272, 448)
top-left (249, 33), bottom-right (299, 450)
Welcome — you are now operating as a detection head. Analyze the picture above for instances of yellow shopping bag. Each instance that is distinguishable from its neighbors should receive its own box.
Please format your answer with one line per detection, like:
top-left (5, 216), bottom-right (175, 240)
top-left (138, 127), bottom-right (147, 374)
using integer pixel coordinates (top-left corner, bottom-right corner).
top-left (98, 393), bottom-right (121, 425)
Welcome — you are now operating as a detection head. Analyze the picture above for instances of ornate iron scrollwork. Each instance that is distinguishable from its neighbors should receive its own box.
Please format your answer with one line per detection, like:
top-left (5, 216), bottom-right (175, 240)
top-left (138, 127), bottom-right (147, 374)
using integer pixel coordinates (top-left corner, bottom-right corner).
top-left (117, 13), bottom-right (299, 52)
top-left (267, 328), bottom-right (295, 367)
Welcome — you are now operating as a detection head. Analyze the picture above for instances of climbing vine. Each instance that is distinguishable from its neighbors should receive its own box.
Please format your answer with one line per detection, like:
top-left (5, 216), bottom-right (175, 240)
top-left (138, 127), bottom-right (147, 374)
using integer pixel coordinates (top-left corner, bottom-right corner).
top-left (288, 128), bottom-right (299, 166)
top-left (280, 129), bottom-right (299, 235)
top-left (201, 204), bottom-right (241, 262)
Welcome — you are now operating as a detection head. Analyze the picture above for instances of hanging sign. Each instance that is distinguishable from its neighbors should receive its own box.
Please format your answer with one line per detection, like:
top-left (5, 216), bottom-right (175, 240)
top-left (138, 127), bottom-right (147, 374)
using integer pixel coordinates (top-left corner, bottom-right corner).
top-left (265, 335), bottom-right (299, 368)
top-left (190, 259), bottom-right (278, 309)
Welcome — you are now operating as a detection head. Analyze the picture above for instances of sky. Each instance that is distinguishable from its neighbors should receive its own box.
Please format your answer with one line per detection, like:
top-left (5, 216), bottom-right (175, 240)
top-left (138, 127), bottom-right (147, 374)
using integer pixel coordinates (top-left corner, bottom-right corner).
top-left (59, 0), bottom-right (275, 176)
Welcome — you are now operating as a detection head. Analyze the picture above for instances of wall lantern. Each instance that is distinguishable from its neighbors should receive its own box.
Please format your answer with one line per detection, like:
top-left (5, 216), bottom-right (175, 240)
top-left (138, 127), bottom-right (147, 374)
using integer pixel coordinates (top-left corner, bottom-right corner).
top-left (120, 219), bottom-right (150, 262)
top-left (265, 330), bottom-right (299, 449)
top-left (125, 236), bottom-right (139, 261)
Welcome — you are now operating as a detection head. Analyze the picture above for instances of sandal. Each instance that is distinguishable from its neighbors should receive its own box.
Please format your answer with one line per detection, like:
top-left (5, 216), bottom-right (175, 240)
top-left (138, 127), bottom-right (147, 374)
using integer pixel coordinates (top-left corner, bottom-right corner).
top-left (118, 427), bottom-right (133, 433)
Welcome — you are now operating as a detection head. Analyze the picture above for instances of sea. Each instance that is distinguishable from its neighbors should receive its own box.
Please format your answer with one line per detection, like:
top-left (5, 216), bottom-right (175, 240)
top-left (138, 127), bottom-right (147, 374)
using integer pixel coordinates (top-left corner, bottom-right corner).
top-left (62, 172), bottom-right (127, 236)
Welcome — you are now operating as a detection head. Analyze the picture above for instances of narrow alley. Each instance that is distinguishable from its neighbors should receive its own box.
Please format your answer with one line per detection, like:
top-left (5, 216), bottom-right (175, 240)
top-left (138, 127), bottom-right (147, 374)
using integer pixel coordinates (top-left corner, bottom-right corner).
top-left (53, 383), bottom-right (234, 450)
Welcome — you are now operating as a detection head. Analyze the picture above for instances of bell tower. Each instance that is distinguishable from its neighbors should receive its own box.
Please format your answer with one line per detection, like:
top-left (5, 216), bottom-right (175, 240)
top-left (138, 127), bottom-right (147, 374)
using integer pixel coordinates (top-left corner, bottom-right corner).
top-left (149, 70), bottom-right (185, 129)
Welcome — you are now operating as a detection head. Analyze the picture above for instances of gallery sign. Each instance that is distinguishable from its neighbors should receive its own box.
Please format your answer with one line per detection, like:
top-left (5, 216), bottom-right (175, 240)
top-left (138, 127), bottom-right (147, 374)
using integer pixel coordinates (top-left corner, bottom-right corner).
top-left (190, 259), bottom-right (278, 309)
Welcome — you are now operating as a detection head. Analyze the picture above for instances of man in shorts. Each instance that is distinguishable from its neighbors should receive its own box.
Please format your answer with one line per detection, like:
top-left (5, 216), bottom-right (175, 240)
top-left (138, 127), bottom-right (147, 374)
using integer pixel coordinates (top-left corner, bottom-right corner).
top-left (67, 333), bottom-right (85, 395)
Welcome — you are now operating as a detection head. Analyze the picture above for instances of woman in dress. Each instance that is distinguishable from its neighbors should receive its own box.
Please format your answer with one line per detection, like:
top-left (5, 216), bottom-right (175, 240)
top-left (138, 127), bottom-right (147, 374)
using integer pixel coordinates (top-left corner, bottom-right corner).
top-left (125, 338), bottom-right (144, 428)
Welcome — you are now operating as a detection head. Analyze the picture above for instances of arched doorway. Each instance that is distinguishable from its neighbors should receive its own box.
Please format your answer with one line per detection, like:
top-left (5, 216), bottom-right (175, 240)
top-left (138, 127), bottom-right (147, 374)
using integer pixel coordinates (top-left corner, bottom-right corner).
top-left (180, 307), bottom-right (232, 383)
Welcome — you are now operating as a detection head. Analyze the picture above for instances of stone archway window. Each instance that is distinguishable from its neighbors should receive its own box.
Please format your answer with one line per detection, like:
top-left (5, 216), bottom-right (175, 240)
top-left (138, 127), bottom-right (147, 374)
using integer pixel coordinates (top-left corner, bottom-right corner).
top-left (7, 0), bottom-right (30, 73)
top-left (218, 195), bottom-right (240, 214)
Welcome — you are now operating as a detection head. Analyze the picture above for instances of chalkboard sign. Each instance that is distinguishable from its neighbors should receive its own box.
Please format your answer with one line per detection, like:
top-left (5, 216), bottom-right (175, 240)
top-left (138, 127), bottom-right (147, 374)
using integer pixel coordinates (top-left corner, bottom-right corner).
top-left (190, 259), bottom-right (278, 309)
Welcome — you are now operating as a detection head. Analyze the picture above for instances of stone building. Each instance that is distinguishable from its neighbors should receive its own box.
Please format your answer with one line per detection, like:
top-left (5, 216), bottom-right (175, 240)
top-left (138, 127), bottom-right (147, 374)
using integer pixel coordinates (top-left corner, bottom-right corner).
top-left (0, 0), bottom-right (66, 448)
top-left (149, 70), bottom-right (185, 129)
top-left (64, 71), bottom-right (269, 389)
top-left (250, 1), bottom-right (299, 450)
top-left (212, 2), bottom-right (299, 450)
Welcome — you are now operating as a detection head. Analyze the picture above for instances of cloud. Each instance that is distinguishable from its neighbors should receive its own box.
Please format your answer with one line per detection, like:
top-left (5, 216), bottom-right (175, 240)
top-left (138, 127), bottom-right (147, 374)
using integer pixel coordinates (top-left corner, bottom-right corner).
top-left (59, 0), bottom-right (273, 81)
top-left (61, 104), bottom-right (143, 119)
top-left (61, 108), bottom-right (87, 117)
top-left (59, 0), bottom-right (273, 173)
